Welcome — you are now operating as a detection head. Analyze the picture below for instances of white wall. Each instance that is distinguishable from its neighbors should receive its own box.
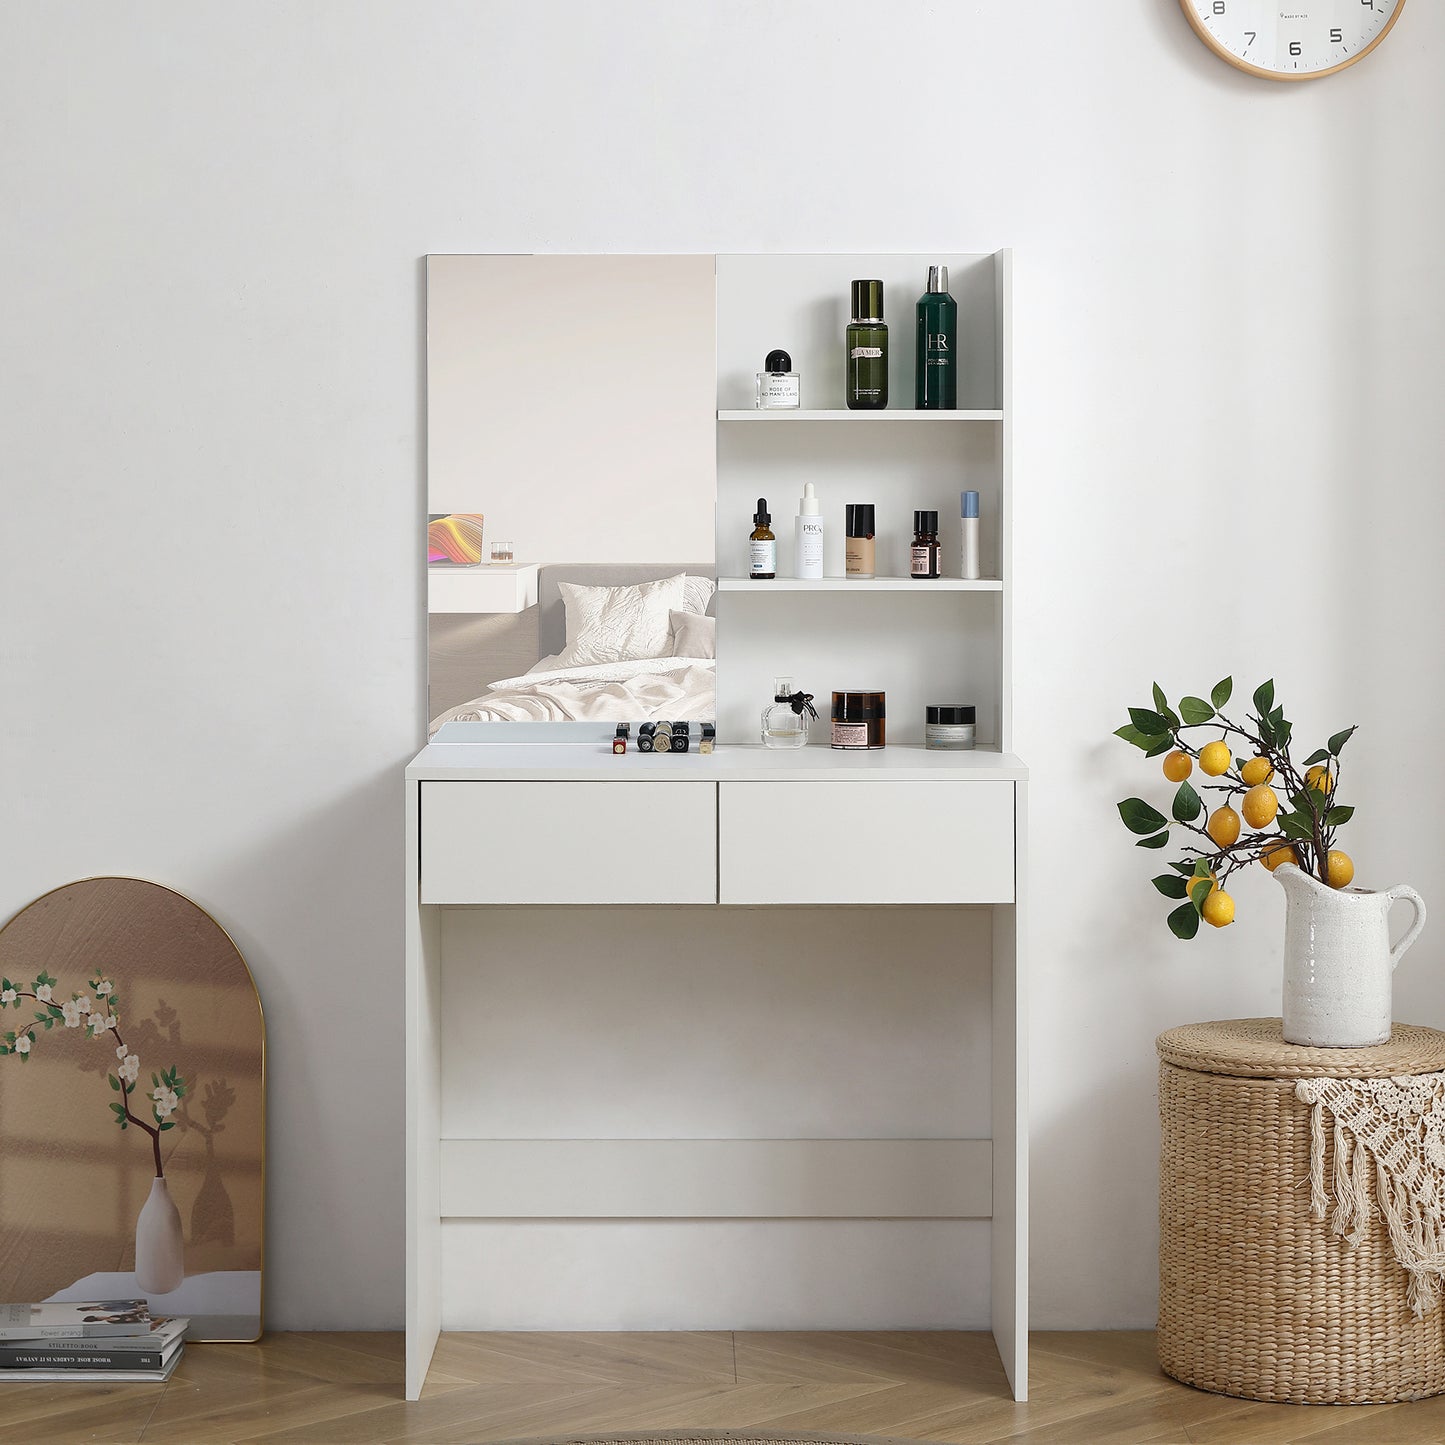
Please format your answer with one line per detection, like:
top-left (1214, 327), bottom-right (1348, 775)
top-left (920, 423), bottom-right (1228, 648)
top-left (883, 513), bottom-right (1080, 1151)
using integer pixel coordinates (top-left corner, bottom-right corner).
top-left (1, 1), bottom-right (1441, 1330)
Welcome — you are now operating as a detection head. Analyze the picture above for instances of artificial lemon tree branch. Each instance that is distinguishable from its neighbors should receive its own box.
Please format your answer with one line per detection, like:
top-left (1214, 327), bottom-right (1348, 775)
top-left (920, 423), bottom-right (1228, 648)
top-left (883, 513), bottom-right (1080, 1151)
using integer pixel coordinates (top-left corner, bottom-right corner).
top-left (1115, 677), bottom-right (1357, 940)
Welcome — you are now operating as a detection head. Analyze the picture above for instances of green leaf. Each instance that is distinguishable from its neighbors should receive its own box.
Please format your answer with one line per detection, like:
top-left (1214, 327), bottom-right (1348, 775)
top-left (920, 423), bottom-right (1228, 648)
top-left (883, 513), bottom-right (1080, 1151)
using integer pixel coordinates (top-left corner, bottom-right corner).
top-left (1271, 707), bottom-right (1292, 747)
top-left (1258, 710), bottom-right (1276, 746)
top-left (110, 1102), bottom-right (125, 1116)
top-left (1279, 811), bottom-right (1315, 841)
top-left (1328, 726), bottom-right (1357, 756)
top-left (1137, 830), bottom-right (1171, 849)
top-left (1179, 696), bottom-right (1215, 726)
top-left (1168, 903), bottom-right (1201, 940)
top-left (160, 1120), bottom-right (174, 1131)
top-left (1172, 780), bottom-right (1203, 823)
top-left (1301, 748), bottom-right (1331, 766)
top-left (108, 1074), bottom-right (120, 1091)
top-left (1211, 677), bottom-right (1233, 710)
top-left (1129, 707), bottom-right (1173, 737)
top-left (1118, 798), bottom-right (1168, 835)
top-left (1114, 724), bottom-right (1154, 750)
top-left (1326, 805), bottom-right (1355, 826)
top-left (1193, 859), bottom-right (1215, 876)
top-left (1153, 874), bottom-right (1188, 899)
top-left (1253, 679), bottom-right (1275, 716)
top-left (1169, 859), bottom-right (1196, 874)
top-left (1189, 878), bottom-right (1214, 909)
top-left (1152, 682), bottom-right (1168, 714)
top-left (1302, 787), bottom-right (1329, 815)
top-left (1143, 735), bottom-right (1176, 759)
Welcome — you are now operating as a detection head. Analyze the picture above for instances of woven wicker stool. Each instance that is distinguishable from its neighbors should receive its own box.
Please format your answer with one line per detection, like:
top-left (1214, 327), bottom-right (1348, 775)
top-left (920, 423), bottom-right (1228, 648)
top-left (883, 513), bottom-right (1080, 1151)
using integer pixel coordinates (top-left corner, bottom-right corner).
top-left (1157, 1018), bottom-right (1445, 1404)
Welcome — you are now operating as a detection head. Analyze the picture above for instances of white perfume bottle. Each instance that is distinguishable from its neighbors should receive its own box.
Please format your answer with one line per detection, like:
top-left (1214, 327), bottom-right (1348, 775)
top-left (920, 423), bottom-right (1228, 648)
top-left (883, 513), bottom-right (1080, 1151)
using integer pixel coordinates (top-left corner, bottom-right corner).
top-left (761, 676), bottom-right (812, 749)
top-left (755, 350), bottom-right (800, 409)
top-left (794, 482), bottom-right (824, 579)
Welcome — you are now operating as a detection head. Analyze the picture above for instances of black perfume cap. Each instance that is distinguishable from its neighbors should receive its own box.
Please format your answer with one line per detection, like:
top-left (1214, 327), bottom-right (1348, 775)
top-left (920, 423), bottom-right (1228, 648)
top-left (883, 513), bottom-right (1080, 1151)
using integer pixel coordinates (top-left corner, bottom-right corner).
top-left (851, 279), bottom-right (884, 321)
top-left (764, 349), bottom-right (792, 373)
top-left (754, 497), bottom-right (770, 525)
top-left (927, 704), bottom-right (975, 725)
top-left (914, 510), bottom-right (939, 533)
top-left (845, 503), bottom-right (875, 538)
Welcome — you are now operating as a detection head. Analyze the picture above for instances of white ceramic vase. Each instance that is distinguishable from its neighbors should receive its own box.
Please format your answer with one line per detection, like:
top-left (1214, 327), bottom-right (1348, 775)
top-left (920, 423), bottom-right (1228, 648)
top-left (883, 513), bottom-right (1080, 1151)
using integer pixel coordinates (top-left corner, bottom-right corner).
top-left (135, 1176), bottom-right (185, 1294)
top-left (1276, 863), bottom-right (1427, 1047)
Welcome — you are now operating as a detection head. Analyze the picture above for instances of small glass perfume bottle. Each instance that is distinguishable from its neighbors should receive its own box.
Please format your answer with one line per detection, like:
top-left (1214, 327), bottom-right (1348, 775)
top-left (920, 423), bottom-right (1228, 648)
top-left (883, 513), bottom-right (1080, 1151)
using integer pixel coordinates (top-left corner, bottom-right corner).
top-left (761, 676), bottom-right (815, 749)
top-left (755, 350), bottom-right (800, 409)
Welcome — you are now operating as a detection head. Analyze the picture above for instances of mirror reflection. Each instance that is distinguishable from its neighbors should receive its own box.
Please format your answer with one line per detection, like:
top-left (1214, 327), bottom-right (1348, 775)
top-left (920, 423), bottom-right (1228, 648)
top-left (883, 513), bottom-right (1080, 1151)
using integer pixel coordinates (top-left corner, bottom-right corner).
top-left (426, 255), bottom-right (717, 736)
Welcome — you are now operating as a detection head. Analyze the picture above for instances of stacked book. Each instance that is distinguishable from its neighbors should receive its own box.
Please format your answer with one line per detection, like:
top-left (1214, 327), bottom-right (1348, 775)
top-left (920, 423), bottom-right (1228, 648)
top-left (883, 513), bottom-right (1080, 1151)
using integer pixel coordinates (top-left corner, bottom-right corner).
top-left (0, 1300), bottom-right (187, 1381)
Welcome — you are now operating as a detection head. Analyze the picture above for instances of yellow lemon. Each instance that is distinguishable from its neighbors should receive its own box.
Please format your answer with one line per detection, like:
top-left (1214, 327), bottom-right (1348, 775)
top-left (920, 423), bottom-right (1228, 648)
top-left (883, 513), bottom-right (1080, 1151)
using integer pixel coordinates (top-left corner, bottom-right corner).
top-left (1162, 751), bottom-right (1193, 783)
top-left (1202, 889), bottom-right (1236, 928)
top-left (1199, 740), bottom-right (1232, 777)
top-left (1240, 756), bottom-right (1274, 787)
top-left (1306, 764), bottom-right (1335, 795)
top-left (1326, 850), bottom-right (1355, 888)
top-left (1241, 784), bottom-right (1279, 830)
top-left (1206, 805), bottom-right (1241, 848)
top-left (1261, 842), bottom-right (1300, 872)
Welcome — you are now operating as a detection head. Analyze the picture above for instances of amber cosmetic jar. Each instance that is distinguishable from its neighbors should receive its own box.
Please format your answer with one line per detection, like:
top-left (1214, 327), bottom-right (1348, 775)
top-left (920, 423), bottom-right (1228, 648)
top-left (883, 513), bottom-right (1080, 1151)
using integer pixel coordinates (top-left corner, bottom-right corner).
top-left (831, 691), bottom-right (886, 750)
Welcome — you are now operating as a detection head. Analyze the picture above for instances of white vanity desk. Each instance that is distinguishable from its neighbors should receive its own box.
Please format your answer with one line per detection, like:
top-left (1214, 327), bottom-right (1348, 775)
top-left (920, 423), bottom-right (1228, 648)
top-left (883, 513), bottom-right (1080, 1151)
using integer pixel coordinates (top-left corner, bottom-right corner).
top-left (405, 727), bottom-right (1029, 1401)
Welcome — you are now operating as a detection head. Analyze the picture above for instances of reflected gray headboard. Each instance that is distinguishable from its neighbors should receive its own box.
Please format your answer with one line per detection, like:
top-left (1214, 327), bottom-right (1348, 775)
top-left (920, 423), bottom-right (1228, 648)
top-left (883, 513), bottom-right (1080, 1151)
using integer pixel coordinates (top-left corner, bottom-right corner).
top-left (537, 564), bottom-right (717, 659)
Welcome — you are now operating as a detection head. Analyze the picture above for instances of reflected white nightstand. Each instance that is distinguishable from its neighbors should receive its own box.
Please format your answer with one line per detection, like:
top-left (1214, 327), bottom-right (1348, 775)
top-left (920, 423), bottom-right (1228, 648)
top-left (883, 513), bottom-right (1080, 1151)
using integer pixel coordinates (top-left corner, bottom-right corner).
top-left (427, 562), bottom-right (539, 614)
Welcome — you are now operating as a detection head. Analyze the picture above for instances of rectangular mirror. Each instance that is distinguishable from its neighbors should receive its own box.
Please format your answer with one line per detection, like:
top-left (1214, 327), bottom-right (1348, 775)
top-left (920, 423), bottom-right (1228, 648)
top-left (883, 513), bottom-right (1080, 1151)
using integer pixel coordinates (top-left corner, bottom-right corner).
top-left (426, 255), bottom-right (717, 736)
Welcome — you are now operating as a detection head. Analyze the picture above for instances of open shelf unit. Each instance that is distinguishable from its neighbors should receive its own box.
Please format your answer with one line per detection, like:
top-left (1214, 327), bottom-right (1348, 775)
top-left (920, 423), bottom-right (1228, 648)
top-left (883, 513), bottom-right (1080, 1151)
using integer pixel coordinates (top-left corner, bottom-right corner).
top-left (710, 251), bottom-right (1025, 1396)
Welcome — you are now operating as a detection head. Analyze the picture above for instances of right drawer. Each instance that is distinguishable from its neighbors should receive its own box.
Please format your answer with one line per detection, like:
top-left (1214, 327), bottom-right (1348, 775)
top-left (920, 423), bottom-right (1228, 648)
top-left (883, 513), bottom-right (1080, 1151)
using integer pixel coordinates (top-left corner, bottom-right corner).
top-left (719, 779), bottom-right (1015, 905)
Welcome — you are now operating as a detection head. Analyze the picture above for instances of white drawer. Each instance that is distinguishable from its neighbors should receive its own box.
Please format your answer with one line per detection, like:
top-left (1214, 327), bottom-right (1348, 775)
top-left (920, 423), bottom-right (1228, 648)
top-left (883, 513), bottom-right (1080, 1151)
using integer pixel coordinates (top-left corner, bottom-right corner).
top-left (719, 780), bottom-right (1014, 905)
top-left (420, 781), bottom-right (717, 904)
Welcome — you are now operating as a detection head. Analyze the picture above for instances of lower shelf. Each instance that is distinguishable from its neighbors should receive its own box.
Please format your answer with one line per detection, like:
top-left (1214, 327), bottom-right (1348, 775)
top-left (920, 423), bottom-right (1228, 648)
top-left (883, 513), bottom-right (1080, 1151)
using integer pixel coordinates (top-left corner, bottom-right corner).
top-left (439, 1138), bottom-right (993, 1218)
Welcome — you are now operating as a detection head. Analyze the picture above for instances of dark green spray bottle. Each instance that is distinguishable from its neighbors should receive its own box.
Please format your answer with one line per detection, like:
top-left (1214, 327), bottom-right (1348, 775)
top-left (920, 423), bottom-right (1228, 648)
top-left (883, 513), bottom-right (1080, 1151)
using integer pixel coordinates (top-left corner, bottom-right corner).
top-left (915, 265), bottom-right (957, 409)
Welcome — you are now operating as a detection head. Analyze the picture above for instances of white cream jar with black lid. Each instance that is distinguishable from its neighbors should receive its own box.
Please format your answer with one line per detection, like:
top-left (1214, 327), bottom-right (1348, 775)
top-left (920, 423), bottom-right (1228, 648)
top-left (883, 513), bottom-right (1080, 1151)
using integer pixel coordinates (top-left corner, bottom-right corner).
top-left (925, 704), bottom-right (975, 751)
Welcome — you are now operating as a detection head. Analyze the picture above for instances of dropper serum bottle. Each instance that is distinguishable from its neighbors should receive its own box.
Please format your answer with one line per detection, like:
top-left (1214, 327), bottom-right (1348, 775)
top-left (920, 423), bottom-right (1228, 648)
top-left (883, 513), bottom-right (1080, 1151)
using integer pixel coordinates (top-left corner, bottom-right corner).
top-left (749, 498), bottom-right (776, 580)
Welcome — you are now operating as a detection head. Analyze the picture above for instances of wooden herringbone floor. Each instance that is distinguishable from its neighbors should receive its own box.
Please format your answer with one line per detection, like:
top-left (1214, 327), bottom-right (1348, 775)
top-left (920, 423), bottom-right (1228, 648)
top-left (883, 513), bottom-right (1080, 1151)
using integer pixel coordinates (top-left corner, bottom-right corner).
top-left (0, 1331), bottom-right (1441, 1445)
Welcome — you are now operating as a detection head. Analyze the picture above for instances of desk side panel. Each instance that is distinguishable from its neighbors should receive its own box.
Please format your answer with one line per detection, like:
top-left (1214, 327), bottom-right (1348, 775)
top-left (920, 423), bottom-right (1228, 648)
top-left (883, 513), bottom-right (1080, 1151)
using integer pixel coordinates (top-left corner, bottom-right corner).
top-left (406, 779), bottom-right (442, 1400)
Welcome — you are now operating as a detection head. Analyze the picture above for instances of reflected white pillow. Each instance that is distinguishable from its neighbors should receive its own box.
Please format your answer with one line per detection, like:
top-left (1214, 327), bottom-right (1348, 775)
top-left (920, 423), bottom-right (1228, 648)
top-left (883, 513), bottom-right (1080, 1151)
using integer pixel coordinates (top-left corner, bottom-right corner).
top-left (680, 574), bottom-right (716, 617)
top-left (555, 574), bottom-right (687, 667)
top-left (669, 609), bottom-right (716, 659)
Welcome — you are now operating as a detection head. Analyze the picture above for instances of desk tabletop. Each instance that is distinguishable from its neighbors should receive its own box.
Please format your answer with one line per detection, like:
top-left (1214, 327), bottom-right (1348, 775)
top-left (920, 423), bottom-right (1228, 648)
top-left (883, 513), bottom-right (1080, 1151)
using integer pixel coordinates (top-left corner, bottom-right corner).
top-left (408, 735), bottom-right (1028, 783)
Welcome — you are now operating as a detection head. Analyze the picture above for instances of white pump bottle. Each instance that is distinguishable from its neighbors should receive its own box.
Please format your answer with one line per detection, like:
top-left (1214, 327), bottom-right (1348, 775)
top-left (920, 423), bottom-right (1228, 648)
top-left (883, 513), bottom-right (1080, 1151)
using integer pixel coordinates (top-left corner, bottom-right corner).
top-left (794, 482), bottom-right (824, 580)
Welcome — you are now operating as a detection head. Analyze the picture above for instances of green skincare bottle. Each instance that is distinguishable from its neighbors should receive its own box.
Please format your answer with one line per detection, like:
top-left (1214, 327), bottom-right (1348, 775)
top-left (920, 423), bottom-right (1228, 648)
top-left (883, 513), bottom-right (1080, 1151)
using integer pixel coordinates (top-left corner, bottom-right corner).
top-left (915, 265), bottom-right (957, 409)
top-left (846, 279), bottom-right (888, 409)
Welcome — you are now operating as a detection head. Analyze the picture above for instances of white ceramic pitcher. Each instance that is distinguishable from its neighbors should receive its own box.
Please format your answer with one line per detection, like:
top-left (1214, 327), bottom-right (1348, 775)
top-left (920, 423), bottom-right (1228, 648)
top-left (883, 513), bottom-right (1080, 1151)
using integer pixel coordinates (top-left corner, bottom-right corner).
top-left (1275, 863), bottom-right (1427, 1047)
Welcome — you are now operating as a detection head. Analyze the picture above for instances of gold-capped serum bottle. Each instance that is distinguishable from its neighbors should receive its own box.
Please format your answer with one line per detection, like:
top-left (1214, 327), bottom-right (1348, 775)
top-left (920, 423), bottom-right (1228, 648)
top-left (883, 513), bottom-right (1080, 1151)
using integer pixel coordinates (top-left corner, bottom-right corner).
top-left (846, 279), bottom-right (888, 409)
top-left (749, 498), bottom-right (776, 579)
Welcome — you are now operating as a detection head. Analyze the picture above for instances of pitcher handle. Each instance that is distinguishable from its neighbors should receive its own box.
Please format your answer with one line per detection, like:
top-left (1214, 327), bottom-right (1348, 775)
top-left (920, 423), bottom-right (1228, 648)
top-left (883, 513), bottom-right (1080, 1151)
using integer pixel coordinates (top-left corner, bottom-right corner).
top-left (1386, 885), bottom-right (1428, 970)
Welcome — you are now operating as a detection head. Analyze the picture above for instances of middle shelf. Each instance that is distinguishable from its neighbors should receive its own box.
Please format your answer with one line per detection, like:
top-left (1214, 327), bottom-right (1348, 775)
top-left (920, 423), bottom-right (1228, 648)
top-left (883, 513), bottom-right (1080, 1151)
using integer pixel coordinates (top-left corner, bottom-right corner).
top-left (717, 576), bottom-right (1003, 592)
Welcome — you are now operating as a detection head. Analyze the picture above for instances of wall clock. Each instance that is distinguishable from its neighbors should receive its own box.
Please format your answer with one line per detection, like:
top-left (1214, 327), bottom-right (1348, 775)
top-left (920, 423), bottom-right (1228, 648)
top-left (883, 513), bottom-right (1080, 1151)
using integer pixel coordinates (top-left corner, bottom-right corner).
top-left (1180, 1), bottom-right (1405, 81)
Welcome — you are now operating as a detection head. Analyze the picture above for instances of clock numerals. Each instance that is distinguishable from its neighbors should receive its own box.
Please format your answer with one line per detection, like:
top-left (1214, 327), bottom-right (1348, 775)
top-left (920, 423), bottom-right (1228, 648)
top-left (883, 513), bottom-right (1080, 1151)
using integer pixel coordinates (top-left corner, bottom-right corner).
top-left (1186, 0), bottom-right (1399, 78)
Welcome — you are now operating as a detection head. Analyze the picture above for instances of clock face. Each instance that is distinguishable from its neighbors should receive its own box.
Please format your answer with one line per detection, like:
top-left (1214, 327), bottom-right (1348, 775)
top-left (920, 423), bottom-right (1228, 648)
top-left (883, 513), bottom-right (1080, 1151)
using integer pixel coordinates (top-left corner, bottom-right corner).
top-left (1182, 0), bottom-right (1404, 79)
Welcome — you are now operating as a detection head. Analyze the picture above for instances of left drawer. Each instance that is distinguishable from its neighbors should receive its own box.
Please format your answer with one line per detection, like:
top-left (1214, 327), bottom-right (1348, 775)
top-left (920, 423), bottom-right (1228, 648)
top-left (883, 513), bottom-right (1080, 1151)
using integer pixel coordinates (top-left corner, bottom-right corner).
top-left (419, 781), bottom-right (717, 904)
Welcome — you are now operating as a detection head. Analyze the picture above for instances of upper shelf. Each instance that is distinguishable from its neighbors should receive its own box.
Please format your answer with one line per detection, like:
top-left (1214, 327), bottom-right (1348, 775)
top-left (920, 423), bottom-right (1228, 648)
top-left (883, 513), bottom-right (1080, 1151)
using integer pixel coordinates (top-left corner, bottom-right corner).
top-left (717, 409), bottom-right (1003, 423)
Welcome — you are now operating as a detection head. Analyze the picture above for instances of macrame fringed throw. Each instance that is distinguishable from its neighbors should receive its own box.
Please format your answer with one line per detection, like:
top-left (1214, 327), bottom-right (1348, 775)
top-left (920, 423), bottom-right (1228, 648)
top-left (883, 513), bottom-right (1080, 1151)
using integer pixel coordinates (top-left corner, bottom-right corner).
top-left (1297, 1073), bottom-right (1445, 1316)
